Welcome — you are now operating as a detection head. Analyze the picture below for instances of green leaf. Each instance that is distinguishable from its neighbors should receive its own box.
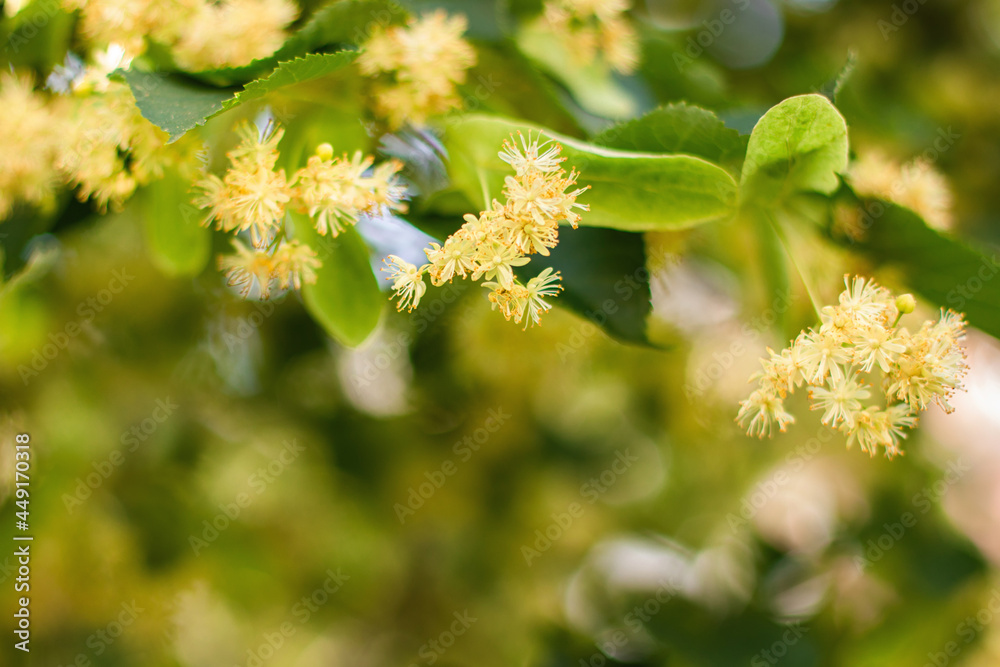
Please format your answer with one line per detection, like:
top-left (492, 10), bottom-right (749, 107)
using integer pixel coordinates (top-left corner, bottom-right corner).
top-left (113, 69), bottom-right (236, 142)
top-left (517, 227), bottom-right (654, 345)
top-left (592, 102), bottom-right (747, 168)
top-left (851, 202), bottom-right (1000, 339)
top-left (442, 114), bottom-right (738, 232)
top-left (740, 94), bottom-right (849, 202)
top-left (116, 51), bottom-right (358, 142)
top-left (141, 169), bottom-right (210, 276)
top-left (3, 3), bottom-right (75, 72)
top-left (290, 212), bottom-right (382, 347)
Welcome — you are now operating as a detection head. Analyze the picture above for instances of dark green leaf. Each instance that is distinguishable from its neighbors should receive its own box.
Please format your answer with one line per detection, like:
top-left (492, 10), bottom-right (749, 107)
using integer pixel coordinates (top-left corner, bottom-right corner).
top-left (851, 201), bottom-right (1000, 339)
top-left (113, 69), bottom-right (236, 142)
top-left (116, 51), bottom-right (357, 142)
top-left (517, 227), bottom-right (654, 345)
top-left (592, 102), bottom-right (746, 168)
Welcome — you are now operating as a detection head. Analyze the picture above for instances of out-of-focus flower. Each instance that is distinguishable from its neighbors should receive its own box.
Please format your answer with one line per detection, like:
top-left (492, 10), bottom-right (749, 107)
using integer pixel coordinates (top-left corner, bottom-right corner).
top-left (738, 276), bottom-right (968, 458)
top-left (271, 240), bottom-right (320, 291)
top-left (543, 0), bottom-right (639, 74)
top-left (216, 238), bottom-right (319, 300)
top-left (357, 11), bottom-right (476, 129)
top-left (62, 0), bottom-right (162, 55)
top-left (218, 239), bottom-right (278, 300)
top-left (171, 0), bottom-right (298, 70)
top-left (848, 149), bottom-right (954, 231)
top-left (56, 81), bottom-right (170, 211)
top-left (0, 73), bottom-right (63, 219)
top-left (63, 0), bottom-right (297, 69)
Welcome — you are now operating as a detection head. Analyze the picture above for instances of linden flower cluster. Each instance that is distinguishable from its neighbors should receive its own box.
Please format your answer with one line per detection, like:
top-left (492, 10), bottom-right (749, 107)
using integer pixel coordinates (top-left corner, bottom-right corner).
top-left (194, 121), bottom-right (407, 299)
top-left (383, 133), bottom-right (589, 329)
top-left (0, 73), bottom-right (63, 219)
top-left (62, 0), bottom-right (297, 69)
top-left (57, 81), bottom-right (173, 211)
top-left (358, 11), bottom-right (477, 129)
top-left (847, 149), bottom-right (953, 232)
top-left (737, 276), bottom-right (968, 459)
top-left (169, 0), bottom-right (299, 70)
top-left (543, 0), bottom-right (640, 74)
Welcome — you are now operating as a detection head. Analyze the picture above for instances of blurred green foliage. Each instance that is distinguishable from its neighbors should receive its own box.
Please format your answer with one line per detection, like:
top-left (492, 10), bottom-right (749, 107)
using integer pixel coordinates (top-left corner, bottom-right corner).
top-left (2, 0), bottom-right (1000, 666)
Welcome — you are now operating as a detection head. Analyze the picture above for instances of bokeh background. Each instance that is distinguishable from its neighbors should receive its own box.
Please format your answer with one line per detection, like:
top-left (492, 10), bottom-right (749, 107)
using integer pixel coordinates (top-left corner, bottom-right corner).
top-left (3, 0), bottom-right (1000, 665)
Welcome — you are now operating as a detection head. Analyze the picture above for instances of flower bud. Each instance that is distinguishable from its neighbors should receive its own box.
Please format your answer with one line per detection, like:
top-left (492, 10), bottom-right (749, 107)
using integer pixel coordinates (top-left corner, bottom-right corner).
top-left (315, 143), bottom-right (334, 161)
top-left (895, 293), bottom-right (916, 314)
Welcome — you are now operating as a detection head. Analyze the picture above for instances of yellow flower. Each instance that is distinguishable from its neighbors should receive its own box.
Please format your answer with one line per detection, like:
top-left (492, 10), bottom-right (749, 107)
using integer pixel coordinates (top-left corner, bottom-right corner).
top-left (291, 148), bottom-right (407, 237)
top-left (808, 373), bottom-right (871, 429)
top-left (193, 122), bottom-right (291, 249)
top-left (57, 81), bottom-right (170, 211)
top-left (271, 240), bottom-right (321, 291)
top-left (736, 387), bottom-right (795, 438)
top-left (522, 267), bottom-right (563, 327)
top-left (358, 10), bottom-right (476, 128)
top-left (382, 255), bottom-right (427, 312)
top-left (484, 269), bottom-right (563, 328)
top-left (848, 149), bottom-right (954, 231)
top-left (738, 275), bottom-right (967, 459)
top-left (0, 73), bottom-right (63, 219)
top-left (62, 0), bottom-right (158, 55)
top-left (499, 132), bottom-right (564, 176)
top-left (218, 239), bottom-right (278, 300)
top-left (543, 0), bottom-right (639, 74)
top-left (385, 133), bottom-right (587, 328)
top-left (171, 0), bottom-right (298, 70)
top-left (472, 240), bottom-right (531, 290)
top-left (216, 238), bottom-right (320, 300)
